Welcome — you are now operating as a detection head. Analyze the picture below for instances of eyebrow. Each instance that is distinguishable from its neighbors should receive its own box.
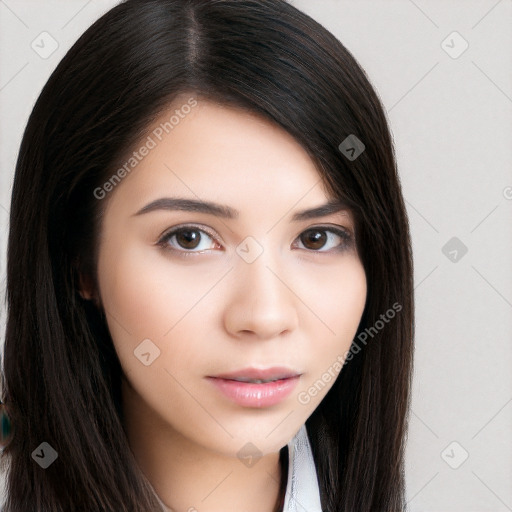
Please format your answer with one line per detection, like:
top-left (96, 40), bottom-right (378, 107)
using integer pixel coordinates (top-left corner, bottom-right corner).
top-left (132, 197), bottom-right (350, 221)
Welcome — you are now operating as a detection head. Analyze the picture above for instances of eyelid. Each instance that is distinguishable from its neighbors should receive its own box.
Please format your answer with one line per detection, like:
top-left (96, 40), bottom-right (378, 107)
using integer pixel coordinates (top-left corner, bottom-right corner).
top-left (307, 223), bottom-right (353, 238)
top-left (157, 223), bottom-right (218, 242)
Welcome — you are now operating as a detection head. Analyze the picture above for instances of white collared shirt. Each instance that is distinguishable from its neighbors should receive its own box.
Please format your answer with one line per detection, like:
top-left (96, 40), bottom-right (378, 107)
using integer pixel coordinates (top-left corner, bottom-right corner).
top-left (150, 423), bottom-right (323, 512)
top-left (282, 423), bottom-right (323, 512)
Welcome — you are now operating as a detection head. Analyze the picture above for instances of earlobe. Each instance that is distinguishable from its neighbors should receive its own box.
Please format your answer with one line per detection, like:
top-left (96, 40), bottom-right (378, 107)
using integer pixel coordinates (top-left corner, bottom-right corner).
top-left (78, 274), bottom-right (103, 311)
top-left (77, 271), bottom-right (94, 301)
top-left (75, 259), bottom-right (101, 307)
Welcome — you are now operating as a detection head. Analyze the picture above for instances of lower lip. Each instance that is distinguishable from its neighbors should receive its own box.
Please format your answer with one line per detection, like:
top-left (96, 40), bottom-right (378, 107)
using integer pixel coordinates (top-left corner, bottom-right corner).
top-left (207, 376), bottom-right (300, 408)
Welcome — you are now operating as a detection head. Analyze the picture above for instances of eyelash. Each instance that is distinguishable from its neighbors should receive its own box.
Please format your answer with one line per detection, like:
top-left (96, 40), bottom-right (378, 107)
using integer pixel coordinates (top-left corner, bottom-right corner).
top-left (156, 224), bottom-right (353, 258)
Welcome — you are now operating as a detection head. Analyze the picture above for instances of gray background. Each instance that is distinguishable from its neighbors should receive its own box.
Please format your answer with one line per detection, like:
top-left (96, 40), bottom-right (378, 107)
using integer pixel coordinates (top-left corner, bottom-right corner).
top-left (1, 0), bottom-right (511, 510)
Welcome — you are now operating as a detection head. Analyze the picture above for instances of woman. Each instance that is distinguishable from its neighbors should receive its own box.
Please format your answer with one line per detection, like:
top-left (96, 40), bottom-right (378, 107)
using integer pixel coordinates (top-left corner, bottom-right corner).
top-left (0, 0), bottom-right (414, 510)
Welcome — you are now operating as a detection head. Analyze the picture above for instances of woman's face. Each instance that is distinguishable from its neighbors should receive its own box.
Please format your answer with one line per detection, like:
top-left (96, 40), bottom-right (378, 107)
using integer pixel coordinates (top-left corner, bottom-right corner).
top-left (88, 94), bottom-right (367, 457)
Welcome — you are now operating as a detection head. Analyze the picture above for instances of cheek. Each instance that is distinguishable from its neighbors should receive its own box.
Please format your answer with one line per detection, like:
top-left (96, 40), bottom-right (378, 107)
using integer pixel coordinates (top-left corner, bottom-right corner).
top-left (301, 257), bottom-right (367, 342)
top-left (296, 258), bottom-right (366, 404)
top-left (97, 239), bottom-right (217, 340)
top-left (95, 238), bottom-right (209, 407)
top-left (97, 244), bottom-right (169, 340)
top-left (95, 238), bottom-right (225, 378)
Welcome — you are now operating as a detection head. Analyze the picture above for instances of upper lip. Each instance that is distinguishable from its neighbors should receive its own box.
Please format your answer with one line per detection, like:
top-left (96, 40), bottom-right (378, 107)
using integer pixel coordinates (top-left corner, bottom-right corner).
top-left (209, 366), bottom-right (301, 381)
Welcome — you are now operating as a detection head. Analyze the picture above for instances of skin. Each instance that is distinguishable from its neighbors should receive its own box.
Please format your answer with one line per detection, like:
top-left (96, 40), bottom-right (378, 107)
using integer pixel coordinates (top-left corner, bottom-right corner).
top-left (80, 94), bottom-right (367, 512)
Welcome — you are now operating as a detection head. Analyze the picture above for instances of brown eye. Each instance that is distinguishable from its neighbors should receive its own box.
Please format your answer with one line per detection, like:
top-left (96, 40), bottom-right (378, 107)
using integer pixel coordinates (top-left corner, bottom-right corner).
top-left (301, 229), bottom-right (327, 250)
top-left (175, 229), bottom-right (201, 249)
top-left (296, 226), bottom-right (352, 252)
top-left (157, 225), bottom-right (220, 255)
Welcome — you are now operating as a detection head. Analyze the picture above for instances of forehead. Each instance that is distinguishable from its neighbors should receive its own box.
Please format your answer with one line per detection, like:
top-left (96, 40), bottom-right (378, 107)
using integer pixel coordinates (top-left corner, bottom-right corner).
top-left (103, 97), bottom-right (343, 221)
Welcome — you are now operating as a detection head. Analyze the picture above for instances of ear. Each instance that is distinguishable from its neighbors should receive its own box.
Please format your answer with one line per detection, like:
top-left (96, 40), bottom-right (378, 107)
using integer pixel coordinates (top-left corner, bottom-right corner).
top-left (74, 256), bottom-right (100, 306)
top-left (78, 271), bottom-right (95, 301)
top-left (78, 272), bottom-right (104, 311)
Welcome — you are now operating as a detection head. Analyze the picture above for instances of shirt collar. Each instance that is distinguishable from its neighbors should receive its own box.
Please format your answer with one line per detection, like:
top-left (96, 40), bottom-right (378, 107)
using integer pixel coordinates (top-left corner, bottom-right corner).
top-left (282, 423), bottom-right (323, 512)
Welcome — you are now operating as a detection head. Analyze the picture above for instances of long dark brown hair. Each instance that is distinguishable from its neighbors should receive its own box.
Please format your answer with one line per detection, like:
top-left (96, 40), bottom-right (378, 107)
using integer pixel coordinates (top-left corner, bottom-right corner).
top-left (0, 0), bottom-right (414, 510)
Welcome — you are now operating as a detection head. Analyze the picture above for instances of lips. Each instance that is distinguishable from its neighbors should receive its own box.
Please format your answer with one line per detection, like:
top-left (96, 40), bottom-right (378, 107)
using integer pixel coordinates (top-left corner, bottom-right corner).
top-left (210, 366), bottom-right (301, 382)
top-left (206, 366), bottom-right (302, 408)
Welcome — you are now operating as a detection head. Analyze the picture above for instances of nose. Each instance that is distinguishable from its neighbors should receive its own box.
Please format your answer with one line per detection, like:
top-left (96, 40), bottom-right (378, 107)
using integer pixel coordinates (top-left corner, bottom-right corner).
top-left (223, 249), bottom-right (299, 340)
